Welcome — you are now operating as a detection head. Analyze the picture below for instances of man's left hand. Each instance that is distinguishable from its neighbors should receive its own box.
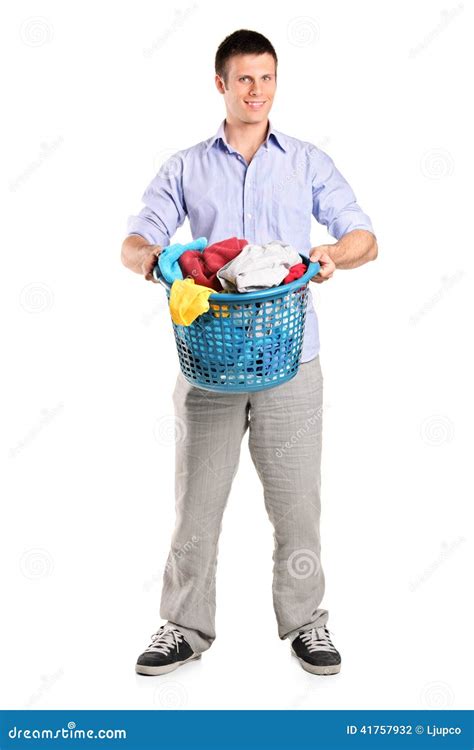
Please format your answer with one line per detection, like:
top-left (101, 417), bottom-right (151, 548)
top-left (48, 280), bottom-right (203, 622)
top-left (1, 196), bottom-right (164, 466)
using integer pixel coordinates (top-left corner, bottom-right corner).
top-left (309, 245), bottom-right (336, 283)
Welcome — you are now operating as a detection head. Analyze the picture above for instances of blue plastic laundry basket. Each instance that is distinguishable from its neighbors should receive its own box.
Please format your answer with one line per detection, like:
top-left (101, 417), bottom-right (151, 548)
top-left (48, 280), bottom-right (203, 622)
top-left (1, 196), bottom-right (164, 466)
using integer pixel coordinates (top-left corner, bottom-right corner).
top-left (153, 254), bottom-right (320, 393)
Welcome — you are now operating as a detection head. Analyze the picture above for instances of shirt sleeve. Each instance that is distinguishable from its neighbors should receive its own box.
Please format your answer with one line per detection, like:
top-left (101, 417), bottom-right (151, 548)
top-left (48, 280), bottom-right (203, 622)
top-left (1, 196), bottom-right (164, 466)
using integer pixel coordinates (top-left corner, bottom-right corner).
top-left (310, 146), bottom-right (375, 241)
top-left (126, 151), bottom-right (188, 246)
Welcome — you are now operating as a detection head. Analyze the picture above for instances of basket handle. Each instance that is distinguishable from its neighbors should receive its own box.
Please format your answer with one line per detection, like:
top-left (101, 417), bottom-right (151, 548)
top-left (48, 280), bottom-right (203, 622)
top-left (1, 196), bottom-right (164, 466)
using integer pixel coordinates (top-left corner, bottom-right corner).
top-left (306, 260), bottom-right (321, 280)
top-left (152, 259), bottom-right (168, 288)
top-left (152, 257), bottom-right (321, 286)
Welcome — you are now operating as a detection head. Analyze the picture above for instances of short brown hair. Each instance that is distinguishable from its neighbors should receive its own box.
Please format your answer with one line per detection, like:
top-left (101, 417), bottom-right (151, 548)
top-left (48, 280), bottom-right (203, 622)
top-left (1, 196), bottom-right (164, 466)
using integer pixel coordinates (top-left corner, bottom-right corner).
top-left (215, 29), bottom-right (278, 85)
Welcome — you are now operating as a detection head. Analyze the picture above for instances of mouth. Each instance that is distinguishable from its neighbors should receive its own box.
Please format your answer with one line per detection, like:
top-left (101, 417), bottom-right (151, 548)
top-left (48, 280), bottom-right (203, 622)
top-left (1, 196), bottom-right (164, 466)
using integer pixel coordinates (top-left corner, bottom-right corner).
top-left (244, 100), bottom-right (266, 110)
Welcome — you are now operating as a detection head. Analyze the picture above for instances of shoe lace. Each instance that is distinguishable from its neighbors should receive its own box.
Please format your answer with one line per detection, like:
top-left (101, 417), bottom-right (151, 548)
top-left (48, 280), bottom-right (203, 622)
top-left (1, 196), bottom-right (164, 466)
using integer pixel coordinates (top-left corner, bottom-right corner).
top-left (300, 626), bottom-right (337, 653)
top-left (145, 626), bottom-right (184, 655)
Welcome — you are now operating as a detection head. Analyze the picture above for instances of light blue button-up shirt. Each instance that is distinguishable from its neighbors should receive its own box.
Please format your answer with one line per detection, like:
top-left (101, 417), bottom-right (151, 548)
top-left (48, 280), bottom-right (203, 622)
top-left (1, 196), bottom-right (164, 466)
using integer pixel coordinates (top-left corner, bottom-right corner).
top-left (127, 119), bottom-right (374, 362)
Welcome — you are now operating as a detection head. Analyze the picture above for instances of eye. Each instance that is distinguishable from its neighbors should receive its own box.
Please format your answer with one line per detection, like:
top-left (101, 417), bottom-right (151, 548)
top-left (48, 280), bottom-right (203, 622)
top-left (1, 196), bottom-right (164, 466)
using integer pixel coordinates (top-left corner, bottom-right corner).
top-left (239, 76), bottom-right (251, 82)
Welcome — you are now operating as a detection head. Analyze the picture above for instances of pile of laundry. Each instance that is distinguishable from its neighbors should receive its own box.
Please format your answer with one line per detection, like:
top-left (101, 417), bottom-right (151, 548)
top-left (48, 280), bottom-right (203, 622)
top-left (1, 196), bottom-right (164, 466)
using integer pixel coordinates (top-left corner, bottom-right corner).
top-left (157, 236), bottom-right (307, 326)
top-left (157, 236), bottom-right (308, 380)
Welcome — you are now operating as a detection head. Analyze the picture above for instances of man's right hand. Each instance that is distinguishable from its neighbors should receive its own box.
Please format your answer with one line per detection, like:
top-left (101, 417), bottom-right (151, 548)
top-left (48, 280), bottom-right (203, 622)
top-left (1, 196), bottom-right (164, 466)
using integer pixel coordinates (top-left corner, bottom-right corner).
top-left (142, 246), bottom-right (162, 282)
top-left (121, 235), bottom-right (162, 281)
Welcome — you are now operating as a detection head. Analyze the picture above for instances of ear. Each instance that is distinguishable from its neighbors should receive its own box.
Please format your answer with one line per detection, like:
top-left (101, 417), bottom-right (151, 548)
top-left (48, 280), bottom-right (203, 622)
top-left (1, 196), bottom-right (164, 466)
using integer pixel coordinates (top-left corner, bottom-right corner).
top-left (215, 74), bottom-right (226, 95)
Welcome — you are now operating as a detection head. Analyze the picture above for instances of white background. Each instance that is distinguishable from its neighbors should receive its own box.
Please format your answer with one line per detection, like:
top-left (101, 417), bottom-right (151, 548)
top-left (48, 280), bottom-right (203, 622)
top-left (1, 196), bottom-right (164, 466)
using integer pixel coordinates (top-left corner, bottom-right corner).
top-left (1, 0), bottom-right (472, 711)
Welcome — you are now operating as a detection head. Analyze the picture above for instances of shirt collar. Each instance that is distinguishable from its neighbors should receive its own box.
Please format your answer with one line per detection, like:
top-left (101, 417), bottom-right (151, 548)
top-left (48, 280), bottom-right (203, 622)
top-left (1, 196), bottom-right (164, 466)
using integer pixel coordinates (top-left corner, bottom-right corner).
top-left (205, 119), bottom-right (287, 154)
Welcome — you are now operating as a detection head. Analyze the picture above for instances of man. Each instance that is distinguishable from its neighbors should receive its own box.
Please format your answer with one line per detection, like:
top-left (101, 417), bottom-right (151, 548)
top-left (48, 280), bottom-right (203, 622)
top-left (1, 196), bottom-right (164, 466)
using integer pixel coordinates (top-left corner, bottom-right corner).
top-left (122, 29), bottom-right (377, 677)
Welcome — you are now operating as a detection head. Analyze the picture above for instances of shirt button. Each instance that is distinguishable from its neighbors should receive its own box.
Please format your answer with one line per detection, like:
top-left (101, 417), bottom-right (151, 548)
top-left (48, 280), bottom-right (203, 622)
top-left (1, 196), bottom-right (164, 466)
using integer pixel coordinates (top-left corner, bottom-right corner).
top-left (247, 213), bottom-right (252, 219)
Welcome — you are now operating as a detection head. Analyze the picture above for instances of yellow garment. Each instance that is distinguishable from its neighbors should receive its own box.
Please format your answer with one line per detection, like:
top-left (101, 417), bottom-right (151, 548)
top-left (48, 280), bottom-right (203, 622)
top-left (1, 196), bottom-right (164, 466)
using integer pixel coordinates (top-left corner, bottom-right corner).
top-left (169, 278), bottom-right (213, 326)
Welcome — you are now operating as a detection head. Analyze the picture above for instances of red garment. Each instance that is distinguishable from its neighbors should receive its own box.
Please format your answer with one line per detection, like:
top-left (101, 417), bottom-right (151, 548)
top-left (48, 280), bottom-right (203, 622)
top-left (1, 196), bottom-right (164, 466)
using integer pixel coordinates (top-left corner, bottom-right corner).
top-left (179, 237), bottom-right (248, 291)
top-left (283, 263), bottom-right (307, 284)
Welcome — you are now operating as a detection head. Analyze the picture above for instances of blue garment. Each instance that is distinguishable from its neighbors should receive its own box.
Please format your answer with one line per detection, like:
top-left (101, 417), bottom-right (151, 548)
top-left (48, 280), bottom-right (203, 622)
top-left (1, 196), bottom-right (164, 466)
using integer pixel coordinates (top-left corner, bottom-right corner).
top-left (127, 119), bottom-right (375, 362)
top-left (158, 236), bottom-right (207, 283)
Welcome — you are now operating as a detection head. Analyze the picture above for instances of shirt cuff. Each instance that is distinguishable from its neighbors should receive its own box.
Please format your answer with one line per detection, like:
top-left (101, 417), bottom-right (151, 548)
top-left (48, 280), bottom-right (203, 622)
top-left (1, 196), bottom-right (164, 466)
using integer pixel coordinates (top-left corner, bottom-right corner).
top-left (126, 216), bottom-right (169, 247)
top-left (329, 213), bottom-right (374, 241)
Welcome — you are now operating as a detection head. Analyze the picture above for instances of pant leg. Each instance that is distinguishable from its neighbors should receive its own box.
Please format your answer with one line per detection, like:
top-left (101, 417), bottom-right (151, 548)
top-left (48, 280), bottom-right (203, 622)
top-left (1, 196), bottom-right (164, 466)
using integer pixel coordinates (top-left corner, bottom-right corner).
top-left (248, 355), bottom-right (328, 641)
top-left (160, 371), bottom-right (250, 654)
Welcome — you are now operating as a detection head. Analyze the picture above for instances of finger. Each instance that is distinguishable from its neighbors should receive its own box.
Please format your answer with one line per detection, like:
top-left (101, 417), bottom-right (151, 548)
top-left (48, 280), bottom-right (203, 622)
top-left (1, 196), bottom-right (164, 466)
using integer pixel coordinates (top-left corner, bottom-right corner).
top-left (314, 274), bottom-right (332, 283)
top-left (314, 265), bottom-right (331, 277)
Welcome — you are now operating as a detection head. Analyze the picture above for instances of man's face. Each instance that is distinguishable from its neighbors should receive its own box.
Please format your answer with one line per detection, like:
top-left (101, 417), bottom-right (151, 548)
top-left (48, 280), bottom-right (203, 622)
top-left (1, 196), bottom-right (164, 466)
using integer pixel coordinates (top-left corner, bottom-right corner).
top-left (216, 53), bottom-right (276, 124)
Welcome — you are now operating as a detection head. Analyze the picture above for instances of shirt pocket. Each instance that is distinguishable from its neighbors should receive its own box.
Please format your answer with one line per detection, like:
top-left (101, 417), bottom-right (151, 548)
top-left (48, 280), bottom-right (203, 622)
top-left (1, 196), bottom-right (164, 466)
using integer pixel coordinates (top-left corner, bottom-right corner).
top-left (270, 178), bottom-right (312, 239)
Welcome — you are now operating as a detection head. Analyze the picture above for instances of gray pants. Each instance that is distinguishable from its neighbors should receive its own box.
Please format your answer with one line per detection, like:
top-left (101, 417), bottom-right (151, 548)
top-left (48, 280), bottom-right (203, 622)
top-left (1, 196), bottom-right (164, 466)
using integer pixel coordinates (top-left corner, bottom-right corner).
top-left (160, 355), bottom-right (328, 654)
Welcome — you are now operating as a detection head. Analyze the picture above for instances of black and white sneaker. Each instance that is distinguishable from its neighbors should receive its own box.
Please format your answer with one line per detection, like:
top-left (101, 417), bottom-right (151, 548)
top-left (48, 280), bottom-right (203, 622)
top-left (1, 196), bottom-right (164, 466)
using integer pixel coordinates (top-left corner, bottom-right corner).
top-left (135, 625), bottom-right (201, 676)
top-left (291, 626), bottom-right (341, 675)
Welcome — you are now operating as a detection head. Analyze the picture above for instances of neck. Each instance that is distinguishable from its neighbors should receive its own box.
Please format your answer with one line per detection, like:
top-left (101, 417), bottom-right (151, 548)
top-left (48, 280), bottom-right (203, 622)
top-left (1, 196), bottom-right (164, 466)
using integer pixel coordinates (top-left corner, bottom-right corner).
top-left (223, 117), bottom-right (269, 154)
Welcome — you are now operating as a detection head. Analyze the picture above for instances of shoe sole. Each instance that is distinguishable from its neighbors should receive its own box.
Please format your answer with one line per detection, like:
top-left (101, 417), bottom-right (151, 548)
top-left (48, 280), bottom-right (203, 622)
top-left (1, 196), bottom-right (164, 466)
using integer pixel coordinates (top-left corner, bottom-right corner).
top-left (292, 652), bottom-right (341, 675)
top-left (135, 653), bottom-right (201, 676)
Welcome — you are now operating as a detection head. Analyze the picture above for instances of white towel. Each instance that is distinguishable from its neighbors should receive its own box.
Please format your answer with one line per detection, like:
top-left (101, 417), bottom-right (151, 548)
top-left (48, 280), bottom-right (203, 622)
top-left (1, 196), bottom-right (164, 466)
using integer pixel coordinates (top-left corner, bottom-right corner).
top-left (217, 240), bottom-right (302, 293)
